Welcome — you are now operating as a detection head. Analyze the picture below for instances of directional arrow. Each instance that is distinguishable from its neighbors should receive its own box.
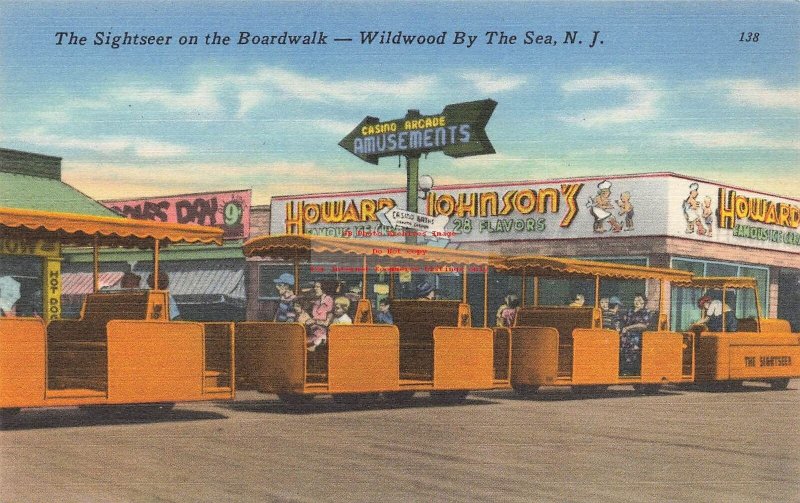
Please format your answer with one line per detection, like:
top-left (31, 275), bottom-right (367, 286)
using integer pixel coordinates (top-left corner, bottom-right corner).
top-left (376, 206), bottom-right (450, 241)
top-left (338, 99), bottom-right (497, 164)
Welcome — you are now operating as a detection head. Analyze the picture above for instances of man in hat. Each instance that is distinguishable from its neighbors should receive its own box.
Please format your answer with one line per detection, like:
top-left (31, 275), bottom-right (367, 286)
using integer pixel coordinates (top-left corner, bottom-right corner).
top-left (273, 272), bottom-right (297, 322)
top-left (697, 291), bottom-right (737, 332)
top-left (415, 280), bottom-right (437, 300)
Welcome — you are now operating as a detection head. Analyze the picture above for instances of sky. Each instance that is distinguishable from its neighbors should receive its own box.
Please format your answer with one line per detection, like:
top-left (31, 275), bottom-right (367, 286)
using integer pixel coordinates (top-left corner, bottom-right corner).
top-left (1, 1), bottom-right (798, 204)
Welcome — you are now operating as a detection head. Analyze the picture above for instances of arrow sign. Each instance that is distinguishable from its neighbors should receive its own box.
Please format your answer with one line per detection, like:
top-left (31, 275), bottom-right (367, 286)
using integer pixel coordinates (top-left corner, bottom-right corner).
top-left (339, 99), bottom-right (497, 165)
top-left (376, 206), bottom-right (450, 240)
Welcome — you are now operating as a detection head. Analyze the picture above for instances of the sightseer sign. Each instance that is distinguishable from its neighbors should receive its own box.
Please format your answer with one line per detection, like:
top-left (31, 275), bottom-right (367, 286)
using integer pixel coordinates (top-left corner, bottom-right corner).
top-left (338, 99), bottom-right (497, 165)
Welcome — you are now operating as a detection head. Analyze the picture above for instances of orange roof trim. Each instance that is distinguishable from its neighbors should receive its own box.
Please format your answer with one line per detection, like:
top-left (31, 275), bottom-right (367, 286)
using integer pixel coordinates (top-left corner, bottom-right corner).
top-left (0, 206), bottom-right (223, 247)
top-left (496, 255), bottom-right (695, 282)
top-left (244, 234), bottom-right (498, 265)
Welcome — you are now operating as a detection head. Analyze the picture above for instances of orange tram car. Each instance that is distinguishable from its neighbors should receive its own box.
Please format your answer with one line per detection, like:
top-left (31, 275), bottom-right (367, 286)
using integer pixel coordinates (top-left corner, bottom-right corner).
top-left (234, 234), bottom-right (509, 404)
top-left (2, 230), bottom-right (798, 420)
top-left (0, 207), bottom-right (235, 420)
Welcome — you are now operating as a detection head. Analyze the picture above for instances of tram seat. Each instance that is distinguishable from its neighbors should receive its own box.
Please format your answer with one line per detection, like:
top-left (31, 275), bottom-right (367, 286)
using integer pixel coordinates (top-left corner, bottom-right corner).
top-left (516, 307), bottom-right (595, 378)
top-left (391, 300), bottom-right (462, 380)
top-left (47, 291), bottom-right (152, 390)
top-left (737, 317), bottom-right (758, 332)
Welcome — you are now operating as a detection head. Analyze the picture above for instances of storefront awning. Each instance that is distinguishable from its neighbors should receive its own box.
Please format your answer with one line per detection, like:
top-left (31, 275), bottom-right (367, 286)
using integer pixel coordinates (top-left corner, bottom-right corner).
top-left (0, 206), bottom-right (223, 247)
top-left (244, 234), bottom-right (499, 266)
top-left (166, 263), bottom-right (245, 300)
top-left (62, 271), bottom-right (125, 295)
top-left (497, 255), bottom-right (695, 282)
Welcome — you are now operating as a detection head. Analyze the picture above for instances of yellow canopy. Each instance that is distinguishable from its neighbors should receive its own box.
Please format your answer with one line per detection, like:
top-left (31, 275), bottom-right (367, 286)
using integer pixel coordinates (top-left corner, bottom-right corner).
top-left (690, 276), bottom-right (758, 290)
top-left (244, 234), bottom-right (498, 266)
top-left (496, 255), bottom-right (694, 282)
top-left (0, 206), bottom-right (223, 247)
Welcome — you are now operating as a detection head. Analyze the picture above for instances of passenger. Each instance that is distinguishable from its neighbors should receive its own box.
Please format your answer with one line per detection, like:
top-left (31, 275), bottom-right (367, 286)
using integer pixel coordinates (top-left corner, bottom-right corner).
top-left (602, 296), bottom-right (623, 331)
top-left (120, 271), bottom-right (142, 289)
top-left (697, 293), bottom-right (738, 332)
top-left (293, 302), bottom-right (311, 325)
top-left (376, 298), bottom-right (393, 324)
top-left (305, 280), bottom-right (337, 351)
top-left (415, 280), bottom-right (437, 300)
top-left (146, 270), bottom-right (181, 320)
top-left (0, 275), bottom-right (20, 317)
top-left (331, 297), bottom-right (353, 325)
top-left (273, 273), bottom-right (297, 323)
top-left (569, 293), bottom-right (586, 307)
top-left (620, 293), bottom-right (651, 376)
top-left (496, 293), bottom-right (520, 327)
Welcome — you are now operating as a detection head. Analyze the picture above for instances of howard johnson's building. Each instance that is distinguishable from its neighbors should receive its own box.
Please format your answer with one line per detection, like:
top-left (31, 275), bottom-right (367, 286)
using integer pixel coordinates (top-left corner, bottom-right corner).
top-left (257, 172), bottom-right (800, 330)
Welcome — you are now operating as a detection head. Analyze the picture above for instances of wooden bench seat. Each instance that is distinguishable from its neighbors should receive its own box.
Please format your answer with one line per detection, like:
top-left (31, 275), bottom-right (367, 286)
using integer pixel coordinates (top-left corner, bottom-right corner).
top-left (391, 300), bottom-right (466, 380)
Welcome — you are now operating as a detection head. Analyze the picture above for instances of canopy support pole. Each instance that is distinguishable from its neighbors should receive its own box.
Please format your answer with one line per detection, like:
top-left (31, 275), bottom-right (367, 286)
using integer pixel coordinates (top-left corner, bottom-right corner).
top-left (293, 258), bottom-right (300, 294)
top-left (533, 276), bottom-right (539, 307)
top-left (362, 255), bottom-right (368, 300)
top-left (153, 239), bottom-right (160, 290)
top-left (92, 236), bottom-right (99, 293)
top-left (483, 266), bottom-right (488, 328)
top-left (462, 265), bottom-right (468, 303)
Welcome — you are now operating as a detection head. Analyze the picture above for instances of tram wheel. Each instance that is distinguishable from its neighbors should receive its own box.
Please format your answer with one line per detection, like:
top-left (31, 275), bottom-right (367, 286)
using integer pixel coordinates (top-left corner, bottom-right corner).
top-left (572, 385), bottom-right (606, 396)
top-left (382, 391), bottom-right (415, 404)
top-left (0, 407), bottom-right (20, 424)
top-left (512, 383), bottom-right (539, 396)
top-left (278, 393), bottom-right (314, 405)
top-left (633, 384), bottom-right (661, 395)
top-left (430, 390), bottom-right (469, 404)
top-left (770, 378), bottom-right (790, 390)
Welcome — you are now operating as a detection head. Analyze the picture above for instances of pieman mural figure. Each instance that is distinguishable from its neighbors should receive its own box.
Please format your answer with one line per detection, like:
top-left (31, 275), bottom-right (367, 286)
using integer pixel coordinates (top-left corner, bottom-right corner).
top-left (588, 180), bottom-right (622, 233)
top-left (682, 182), bottom-right (706, 235)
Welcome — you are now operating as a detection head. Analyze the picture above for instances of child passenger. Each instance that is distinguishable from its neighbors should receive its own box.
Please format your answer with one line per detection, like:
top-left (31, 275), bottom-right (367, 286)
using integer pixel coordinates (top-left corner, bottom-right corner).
top-left (331, 297), bottom-right (352, 325)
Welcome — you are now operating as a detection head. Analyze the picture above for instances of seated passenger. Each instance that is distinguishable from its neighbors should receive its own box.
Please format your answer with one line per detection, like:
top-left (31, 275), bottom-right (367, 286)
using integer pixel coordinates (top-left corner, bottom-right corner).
top-left (305, 280), bottom-right (336, 351)
top-left (376, 298), bottom-right (393, 324)
top-left (120, 271), bottom-right (142, 289)
top-left (602, 296), bottom-right (623, 331)
top-left (415, 281), bottom-right (437, 300)
top-left (331, 297), bottom-right (353, 325)
top-left (273, 273), bottom-right (297, 323)
top-left (569, 293), bottom-right (586, 307)
top-left (496, 293), bottom-right (520, 327)
top-left (697, 295), bottom-right (738, 332)
top-left (146, 270), bottom-right (180, 320)
top-left (620, 293), bottom-right (651, 376)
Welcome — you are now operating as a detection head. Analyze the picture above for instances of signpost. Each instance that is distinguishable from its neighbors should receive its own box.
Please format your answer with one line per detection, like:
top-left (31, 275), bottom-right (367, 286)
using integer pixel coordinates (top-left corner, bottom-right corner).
top-left (339, 99), bottom-right (497, 243)
top-left (376, 207), bottom-right (450, 241)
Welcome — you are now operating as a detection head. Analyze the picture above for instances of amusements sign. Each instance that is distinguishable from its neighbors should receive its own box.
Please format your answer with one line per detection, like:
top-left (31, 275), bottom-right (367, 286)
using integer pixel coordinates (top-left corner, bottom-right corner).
top-left (102, 189), bottom-right (251, 240)
top-left (338, 99), bottom-right (497, 164)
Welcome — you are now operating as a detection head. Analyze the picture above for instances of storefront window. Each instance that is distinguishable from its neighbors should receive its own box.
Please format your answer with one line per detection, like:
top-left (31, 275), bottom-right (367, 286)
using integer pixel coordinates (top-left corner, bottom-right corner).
top-left (670, 257), bottom-right (769, 329)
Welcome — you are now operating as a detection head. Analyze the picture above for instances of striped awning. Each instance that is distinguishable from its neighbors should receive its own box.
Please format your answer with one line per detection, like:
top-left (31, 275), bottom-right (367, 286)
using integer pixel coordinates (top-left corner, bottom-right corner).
top-left (61, 271), bottom-right (125, 295)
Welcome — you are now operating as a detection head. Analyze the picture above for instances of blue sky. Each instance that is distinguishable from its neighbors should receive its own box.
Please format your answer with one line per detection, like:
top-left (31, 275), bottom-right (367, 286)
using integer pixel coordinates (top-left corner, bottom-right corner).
top-left (1, 1), bottom-right (798, 203)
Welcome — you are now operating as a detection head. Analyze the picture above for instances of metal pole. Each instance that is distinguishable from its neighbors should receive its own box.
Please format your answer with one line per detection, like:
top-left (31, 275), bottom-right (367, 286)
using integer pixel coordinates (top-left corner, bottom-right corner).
top-left (405, 154), bottom-right (420, 245)
top-left (153, 239), bottom-right (160, 290)
top-left (462, 265), bottom-right (468, 303)
top-left (92, 236), bottom-right (99, 293)
top-left (362, 255), bottom-right (367, 299)
top-left (483, 266), bottom-right (488, 328)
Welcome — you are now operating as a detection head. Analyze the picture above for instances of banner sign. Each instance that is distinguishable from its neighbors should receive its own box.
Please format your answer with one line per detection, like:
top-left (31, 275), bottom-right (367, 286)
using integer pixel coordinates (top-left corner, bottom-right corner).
top-left (102, 189), bottom-right (251, 240)
top-left (338, 99), bottom-right (497, 164)
top-left (273, 174), bottom-right (799, 254)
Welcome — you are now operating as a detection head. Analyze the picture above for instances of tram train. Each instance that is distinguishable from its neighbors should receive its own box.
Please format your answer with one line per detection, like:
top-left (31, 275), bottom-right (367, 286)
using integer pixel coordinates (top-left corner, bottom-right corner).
top-left (1, 222), bottom-right (798, 419)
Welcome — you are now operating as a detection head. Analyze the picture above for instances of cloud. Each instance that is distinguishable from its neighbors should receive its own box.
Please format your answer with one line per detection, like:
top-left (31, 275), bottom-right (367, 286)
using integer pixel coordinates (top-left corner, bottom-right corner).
top-left (62, 160), bottom-right (409, 204)
top-left (715, 79), bottom-right (800, 110)
top-left (15, 129), bottom-right (189, 158)
top-left (113, 78), bottom-right (223, 114)
top-left (561, 74), bottom-right (660, 127)
top-left (661, 130), bottom-right (800, 150)
top-left (460, 72), bottom-right (527, 93)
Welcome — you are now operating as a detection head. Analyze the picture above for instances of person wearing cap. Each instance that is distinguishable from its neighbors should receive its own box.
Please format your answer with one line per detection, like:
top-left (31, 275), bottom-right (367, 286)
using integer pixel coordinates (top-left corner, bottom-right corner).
top-left (415, 280), bottom-right (437, 300)
top-left (273, 272), bottom-right (297, 323)
top-left (697, 292), bottom-right (737, 332)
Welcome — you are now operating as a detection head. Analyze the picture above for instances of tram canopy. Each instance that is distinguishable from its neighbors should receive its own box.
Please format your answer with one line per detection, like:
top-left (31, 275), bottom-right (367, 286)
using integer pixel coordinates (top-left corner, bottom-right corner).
top-left (495, 255), bottom-right (694, 282)
top-left (689, 276), bottom-right (758, 290)
top-left (244, 234), bottom-right (498, 266)
top-left (0, 206), bottom-right (223, 247)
